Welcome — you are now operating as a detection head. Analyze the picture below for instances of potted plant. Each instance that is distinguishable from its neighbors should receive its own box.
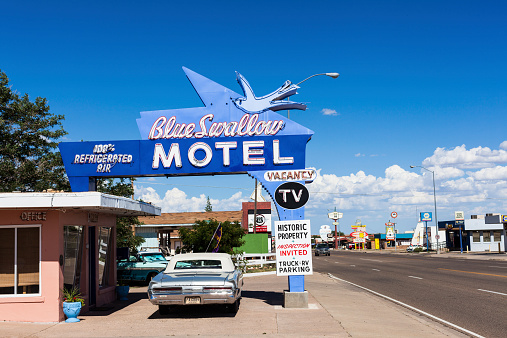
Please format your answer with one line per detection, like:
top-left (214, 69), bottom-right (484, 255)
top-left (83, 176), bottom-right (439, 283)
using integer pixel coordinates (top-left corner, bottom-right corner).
top-left (62, 286), bottom-right (85, 323)
top-left (116, 278), bottom-right (129, 301)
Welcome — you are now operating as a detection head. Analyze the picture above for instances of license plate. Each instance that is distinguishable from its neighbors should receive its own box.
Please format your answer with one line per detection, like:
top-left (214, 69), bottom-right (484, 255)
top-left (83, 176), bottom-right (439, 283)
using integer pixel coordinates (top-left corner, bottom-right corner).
top-left (185, 296), bottom-right (201, 304)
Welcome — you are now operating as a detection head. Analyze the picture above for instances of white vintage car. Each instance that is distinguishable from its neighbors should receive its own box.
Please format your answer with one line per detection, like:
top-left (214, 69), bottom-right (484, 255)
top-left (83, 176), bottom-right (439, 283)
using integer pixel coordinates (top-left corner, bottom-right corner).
top-left (147, 253), bottom-right (243, 315)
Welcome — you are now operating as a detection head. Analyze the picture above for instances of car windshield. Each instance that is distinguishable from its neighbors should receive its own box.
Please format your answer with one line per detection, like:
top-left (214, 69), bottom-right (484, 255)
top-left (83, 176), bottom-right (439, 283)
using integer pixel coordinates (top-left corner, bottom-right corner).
top-left (142, 253), bottom-right (167, 262)
top-left (174, 259), bottom-right (222, 269)
top-left (316, 244), bottom-right (328, 248)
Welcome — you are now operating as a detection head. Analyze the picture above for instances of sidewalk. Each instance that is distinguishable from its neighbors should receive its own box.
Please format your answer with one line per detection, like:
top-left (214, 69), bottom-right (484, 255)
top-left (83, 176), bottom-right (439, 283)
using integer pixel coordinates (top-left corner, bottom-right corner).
top-left (1, 273), bottom-right (468, 337)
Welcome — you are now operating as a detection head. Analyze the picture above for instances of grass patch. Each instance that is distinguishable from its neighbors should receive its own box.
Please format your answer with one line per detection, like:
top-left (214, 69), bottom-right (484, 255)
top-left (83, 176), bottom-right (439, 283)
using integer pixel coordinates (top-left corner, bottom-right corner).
top-left (245, 264), bottom-right (276, 273)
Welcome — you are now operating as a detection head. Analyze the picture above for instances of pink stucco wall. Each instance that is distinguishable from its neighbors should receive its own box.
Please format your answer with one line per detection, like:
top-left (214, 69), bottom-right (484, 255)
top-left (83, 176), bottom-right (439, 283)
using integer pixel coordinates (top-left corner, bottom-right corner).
top-left (0, 209), bottom-right (117, 322)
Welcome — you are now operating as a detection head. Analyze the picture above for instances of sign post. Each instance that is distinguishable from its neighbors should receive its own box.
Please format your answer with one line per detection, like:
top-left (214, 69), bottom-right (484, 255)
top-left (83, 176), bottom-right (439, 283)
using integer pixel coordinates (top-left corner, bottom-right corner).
top-left (420, 212), bottom-right (432, 251)
top-left (328, 209), bottom-right (343, 249)
top-left (455, 211), bottom-right (464, 253)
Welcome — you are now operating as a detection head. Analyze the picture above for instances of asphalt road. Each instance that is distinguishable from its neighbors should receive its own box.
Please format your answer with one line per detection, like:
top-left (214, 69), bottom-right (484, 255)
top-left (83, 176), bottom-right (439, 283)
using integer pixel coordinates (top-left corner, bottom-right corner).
top-left (312, 251), bottom-right (507, 338)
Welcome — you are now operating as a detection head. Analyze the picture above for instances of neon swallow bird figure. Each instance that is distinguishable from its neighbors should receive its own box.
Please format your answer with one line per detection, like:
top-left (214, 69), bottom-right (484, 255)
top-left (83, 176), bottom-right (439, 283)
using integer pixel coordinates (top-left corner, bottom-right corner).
top-left (233, 72), bottom-right (307, 113)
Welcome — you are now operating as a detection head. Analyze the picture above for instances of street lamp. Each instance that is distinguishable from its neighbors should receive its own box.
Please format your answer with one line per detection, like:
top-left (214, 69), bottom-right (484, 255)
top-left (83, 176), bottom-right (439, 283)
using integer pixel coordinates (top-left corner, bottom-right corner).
top-left (410, 165), bottom-right (439, 253)
top-left (294, 73), bottom-right (340, 86)
top-left (287, 72), bottom-right (340, 119)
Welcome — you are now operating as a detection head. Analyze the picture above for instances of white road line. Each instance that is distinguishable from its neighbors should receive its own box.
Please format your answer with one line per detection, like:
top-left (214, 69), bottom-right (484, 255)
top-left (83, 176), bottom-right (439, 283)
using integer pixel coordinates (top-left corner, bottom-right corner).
top-left (350, 265), bottom-right (356, 267)
top-left (488, 266), bottom-right (507, 268)
top-left (372, 269), bottom-right (380, 271)
top-left (478, 289), bottom-right (507, 296)
top-left (327, 273), bottom-right (484, 338)
top-left (334, 261), bottom-right (340, 263)
top-left (408, 276), bottom-right (423, 280)
top-left (360, 258), bottom-right (383, 262)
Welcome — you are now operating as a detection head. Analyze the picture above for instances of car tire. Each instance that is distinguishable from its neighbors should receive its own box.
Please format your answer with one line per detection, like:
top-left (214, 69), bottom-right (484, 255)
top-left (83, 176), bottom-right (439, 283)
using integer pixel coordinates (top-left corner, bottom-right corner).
top-left (227, 299), bottom-right (240, 314)
top-left (146, 272), bottom-right (157, 283)
top-left (159, 305), bottom-right (171, 315)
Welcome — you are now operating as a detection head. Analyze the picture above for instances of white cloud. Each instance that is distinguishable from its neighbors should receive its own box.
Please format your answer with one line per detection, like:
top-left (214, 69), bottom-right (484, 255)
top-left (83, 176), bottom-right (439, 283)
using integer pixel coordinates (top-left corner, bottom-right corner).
top-left (135, 186), bottom-right (248, 213)
top-left (321, 108), bottom-right (339, 116)
top-left (423, 144), bottom-right (507, 169)
top-left (500, 141), bottom-right (507, 150)
top-left (468, 166), bottom-right (507, 181)
top-left (354, 153), bottom-right (364, 157)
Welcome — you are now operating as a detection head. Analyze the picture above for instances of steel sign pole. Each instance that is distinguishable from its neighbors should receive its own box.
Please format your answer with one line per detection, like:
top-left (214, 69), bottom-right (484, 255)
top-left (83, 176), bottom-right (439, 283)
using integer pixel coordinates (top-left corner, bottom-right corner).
top-left (431, 170), bottom-right (439, 253)
top-left (410, 166), bottom-right (438, 253)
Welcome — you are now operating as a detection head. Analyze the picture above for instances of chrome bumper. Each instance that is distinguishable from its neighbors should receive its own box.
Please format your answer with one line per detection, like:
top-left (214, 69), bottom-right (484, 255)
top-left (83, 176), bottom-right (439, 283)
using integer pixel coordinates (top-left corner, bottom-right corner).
top-left (148, 289), bottom-right (239, 305)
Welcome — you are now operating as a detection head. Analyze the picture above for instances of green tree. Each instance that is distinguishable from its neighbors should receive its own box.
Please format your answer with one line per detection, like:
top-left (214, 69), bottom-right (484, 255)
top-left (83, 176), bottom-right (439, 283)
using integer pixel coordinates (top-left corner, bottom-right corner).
top-left (97, 177), bottom-right (145, 253)
top-left (179, 219), bottom-right (246, 253)
top-left (0, 70), bottom-right (69, 192)
top-left (204, 196), bottom-right (212, 212)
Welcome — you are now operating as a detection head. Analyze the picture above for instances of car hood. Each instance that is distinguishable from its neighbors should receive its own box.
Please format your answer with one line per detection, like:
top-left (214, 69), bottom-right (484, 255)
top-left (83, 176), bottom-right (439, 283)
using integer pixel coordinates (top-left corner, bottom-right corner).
top-left (160, 271), bottom-right (233, 286)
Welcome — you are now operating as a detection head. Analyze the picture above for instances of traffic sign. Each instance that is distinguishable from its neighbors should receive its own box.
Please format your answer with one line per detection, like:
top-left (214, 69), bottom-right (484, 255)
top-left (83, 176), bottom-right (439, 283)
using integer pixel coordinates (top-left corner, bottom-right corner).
top-left (435, 234), bottom-right (440, 240)
top-left (391, 211), bottom-right (398, 219)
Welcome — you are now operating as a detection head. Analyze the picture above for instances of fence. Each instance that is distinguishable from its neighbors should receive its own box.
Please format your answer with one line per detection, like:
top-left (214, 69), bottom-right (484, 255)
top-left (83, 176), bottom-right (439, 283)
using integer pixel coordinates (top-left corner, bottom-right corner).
top-left (235, 253), bottom-right (276, 267)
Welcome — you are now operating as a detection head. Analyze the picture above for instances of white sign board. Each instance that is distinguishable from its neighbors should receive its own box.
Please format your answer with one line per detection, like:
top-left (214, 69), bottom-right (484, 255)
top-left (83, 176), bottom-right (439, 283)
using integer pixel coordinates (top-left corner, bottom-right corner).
top-left (264, 168), bottom-right (317, 182)
top-left (455, 211), bottom-right (464, 221)
top-left (247, 212), bottom-right (272, 232)
top-left (274, 220), bottom-right (313, 276)
top-left (319, 225), bottom-right (331, 242)
top-left (328, 211), bottom-right (343, 220)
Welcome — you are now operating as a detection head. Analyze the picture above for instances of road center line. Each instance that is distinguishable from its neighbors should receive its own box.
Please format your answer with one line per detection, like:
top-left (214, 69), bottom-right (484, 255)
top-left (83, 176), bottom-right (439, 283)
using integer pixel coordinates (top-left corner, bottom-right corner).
top-left (488, 266), bottom-right (507, 268)
top-left (438, 268), bottom-right (507, 278)
top-left (327, 273), bottom-right (484, 338)
top-left (408, 276), bottom-right (423, 279)
top-left (478, 289), bottom-right (507, 296)
top-left (372, 269), bottom-right (380, 271)
top-left (350, 265), bottom-right (355, 267)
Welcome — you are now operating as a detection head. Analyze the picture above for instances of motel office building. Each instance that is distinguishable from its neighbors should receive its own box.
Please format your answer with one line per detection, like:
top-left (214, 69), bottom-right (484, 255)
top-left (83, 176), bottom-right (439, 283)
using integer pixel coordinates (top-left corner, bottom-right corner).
top-left (0, 192), bottom-right (160, 322)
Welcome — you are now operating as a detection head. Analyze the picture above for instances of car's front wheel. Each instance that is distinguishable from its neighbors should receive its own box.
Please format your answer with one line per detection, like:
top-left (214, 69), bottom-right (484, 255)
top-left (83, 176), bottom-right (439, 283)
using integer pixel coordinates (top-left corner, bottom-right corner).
top-left (146, 272), bottom-right (158, 283)
top-left (159, 305), bottom-right (171, 315)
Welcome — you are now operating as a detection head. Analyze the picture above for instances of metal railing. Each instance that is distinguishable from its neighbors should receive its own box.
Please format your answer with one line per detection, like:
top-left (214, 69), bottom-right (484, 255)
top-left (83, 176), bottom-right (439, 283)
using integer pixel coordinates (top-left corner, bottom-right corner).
top-left (234, 253), bottom-right (276, 267)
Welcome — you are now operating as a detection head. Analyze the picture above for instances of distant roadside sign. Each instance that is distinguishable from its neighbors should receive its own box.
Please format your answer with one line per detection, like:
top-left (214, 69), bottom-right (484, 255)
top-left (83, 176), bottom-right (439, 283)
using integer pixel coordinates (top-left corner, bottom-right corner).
top-left (502, 215), bottom-right (507, 223)
top-left (328, 211), bottom-right (343, 220)
top-left (421, 212), bottom-right (432, 222)
top-left (455, 211), bottom-right (464, 221)
top-left (391, 211), bottom-right (397, 219)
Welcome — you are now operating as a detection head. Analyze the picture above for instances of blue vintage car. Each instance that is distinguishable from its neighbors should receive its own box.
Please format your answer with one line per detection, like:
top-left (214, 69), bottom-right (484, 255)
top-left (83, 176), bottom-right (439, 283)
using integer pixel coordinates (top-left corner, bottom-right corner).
top-left (117, 252), bottom-right (169, 283)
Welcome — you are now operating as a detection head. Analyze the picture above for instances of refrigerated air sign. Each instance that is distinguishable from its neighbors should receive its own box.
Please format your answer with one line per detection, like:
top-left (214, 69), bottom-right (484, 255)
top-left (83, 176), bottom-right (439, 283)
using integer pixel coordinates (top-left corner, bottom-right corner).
top-left (59, 67), bottom-right (314, 192)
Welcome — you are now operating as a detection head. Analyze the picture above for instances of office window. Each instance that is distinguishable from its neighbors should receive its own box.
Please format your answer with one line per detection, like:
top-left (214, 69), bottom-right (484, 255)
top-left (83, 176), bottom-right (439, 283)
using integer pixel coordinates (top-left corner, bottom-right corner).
top-left (472, 231), bottom-right (480, 243)
top-left (493, 231), bottom-right (502, 242)
top-left (98, 227), bottom-right (112, 287)
top-left (483, 231), bottom-right (491, 242)
top-left (0, 226), bottom-right (40, 296)
top-left (63, 226), bottom-right (84, 289)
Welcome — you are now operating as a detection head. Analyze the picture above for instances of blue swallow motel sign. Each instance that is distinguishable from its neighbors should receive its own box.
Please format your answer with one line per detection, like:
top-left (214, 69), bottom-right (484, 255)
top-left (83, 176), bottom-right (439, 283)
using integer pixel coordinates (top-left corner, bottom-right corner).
top-left (59, 67), bottom-right (321, 295)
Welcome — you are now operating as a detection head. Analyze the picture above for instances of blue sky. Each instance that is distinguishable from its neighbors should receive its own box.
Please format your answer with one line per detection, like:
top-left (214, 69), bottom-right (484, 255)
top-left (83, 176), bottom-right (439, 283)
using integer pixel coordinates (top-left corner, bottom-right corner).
top-left (3, 1), bottom-right (507, 235)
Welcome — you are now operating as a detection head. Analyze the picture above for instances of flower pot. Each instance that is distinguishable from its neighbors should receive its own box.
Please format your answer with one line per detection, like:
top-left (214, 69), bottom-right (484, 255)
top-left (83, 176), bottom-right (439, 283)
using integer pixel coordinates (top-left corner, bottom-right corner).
top-left (116, 285), bottom-right (129, 301)
top-left (63, 301), bottom-right (82, 323)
